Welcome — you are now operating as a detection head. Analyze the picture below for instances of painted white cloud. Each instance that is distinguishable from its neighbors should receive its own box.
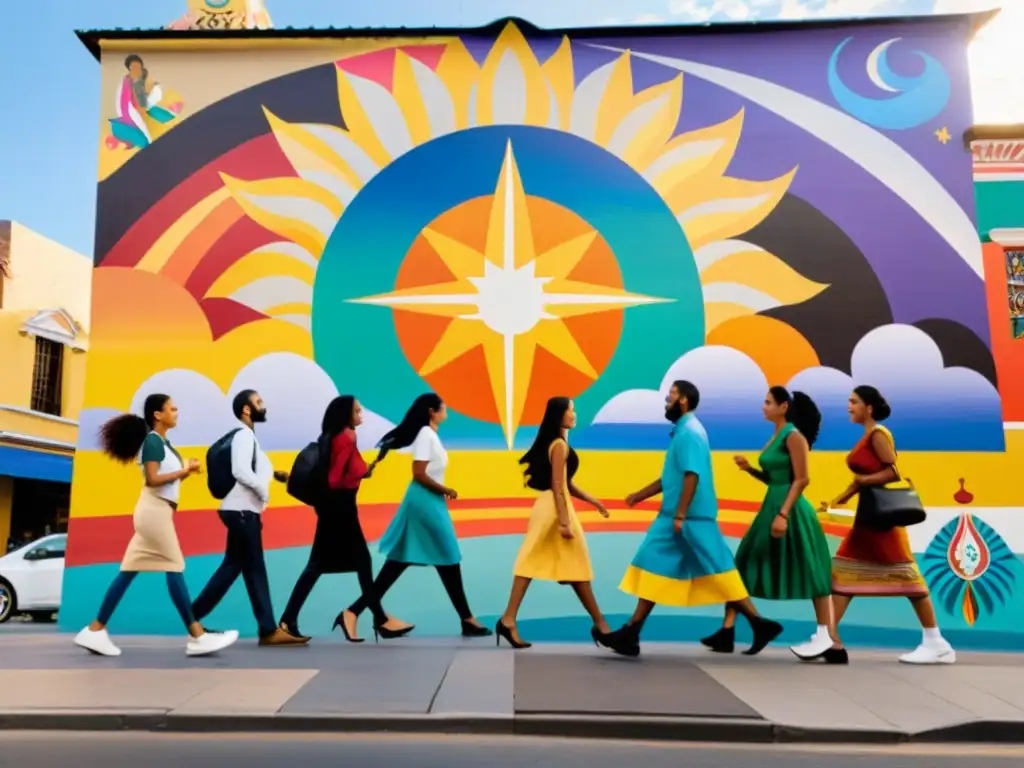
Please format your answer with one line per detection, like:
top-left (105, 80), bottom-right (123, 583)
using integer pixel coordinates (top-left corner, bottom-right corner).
top-left (788, 323), bottom-right (1002, 414)
top-left (590, 324), bottom-right (1003, 450)
top-left (77, 354), bottom-right (395, 451)
top-left (594, 345), bottom-right (768, 424)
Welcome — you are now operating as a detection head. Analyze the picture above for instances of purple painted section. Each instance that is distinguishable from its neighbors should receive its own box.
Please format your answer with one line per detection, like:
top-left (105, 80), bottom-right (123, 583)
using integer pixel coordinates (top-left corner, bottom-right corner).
top-left (499, 19), bottom-right (988, 341)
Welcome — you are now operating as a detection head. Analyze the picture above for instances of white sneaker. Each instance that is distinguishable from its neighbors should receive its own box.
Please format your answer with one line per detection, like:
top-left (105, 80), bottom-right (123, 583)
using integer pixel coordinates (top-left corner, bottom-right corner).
top-left (186, 629), bottom-right (239, 657)
top-left (75, 627), bottom-right (122, 657)
top-left (790, 628), bottom-right (833, 660)
top-left (899, 639), bottom-right (956, 665)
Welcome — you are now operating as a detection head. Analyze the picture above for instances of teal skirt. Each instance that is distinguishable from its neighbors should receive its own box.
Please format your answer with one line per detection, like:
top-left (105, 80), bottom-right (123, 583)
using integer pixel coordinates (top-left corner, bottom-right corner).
top-left (378, 481), bottom-right (461, 566)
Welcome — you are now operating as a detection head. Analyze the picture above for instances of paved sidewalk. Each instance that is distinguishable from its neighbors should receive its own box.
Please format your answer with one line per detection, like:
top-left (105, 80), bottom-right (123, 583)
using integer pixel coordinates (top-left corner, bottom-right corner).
top-left (1, 631), bottom-right (1024, 744)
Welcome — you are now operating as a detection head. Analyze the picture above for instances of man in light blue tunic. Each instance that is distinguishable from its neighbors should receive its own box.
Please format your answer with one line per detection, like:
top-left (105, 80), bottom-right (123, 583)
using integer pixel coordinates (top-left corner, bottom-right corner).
top-left (612, 380), bottom-right (782, 656)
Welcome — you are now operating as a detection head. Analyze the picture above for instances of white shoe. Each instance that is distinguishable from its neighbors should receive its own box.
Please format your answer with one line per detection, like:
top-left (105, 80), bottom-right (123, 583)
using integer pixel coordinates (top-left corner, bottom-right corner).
top-left (75, 627), bottom-right (122, 657)
top-left (186, 629), bottom-right (239, 657)
top-left (790, 628), bottom-right (833, 660)
top-left (899, 639), bottom-right (956, 665)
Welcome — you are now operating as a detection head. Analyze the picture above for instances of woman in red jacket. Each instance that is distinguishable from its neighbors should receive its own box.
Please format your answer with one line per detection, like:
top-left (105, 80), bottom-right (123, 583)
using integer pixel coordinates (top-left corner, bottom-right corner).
top-left (278, 396), bottom-right (413, 642)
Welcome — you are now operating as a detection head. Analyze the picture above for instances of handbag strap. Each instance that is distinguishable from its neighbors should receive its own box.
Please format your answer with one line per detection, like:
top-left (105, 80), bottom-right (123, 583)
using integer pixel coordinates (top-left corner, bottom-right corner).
top-left (869, 426), bottom-right (913, 489)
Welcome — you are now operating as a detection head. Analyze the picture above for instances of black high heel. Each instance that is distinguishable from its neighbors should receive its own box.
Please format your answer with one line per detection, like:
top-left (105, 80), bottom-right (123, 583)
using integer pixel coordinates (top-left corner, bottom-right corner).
top-left (700, 626), bottom-right (735, 654)
top-left (744, 618), bottom-right (783, 656)
top-left (495, 620), bottom-right (531, 649)
top-left (372, 621), bottom-right (415, 644)
top-left (461, 619), bottom-right (493, 638)
top-left (332, 612), bottom-right (364, 644)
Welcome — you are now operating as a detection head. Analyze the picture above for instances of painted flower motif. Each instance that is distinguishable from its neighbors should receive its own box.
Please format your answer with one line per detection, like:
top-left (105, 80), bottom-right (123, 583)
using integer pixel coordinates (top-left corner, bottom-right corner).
top-left (922, 513), bottom-right (1019, 626)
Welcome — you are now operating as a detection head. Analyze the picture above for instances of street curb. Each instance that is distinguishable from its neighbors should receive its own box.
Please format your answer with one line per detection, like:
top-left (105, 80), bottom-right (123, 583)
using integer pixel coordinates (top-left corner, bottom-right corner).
top-left (0, 711), bottom-right (1020, 744)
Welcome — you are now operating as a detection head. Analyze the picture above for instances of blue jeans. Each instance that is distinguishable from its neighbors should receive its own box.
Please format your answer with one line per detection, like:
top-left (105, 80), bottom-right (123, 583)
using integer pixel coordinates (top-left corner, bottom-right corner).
top-left (97, 571), bottom-right (195, 628)
top-left (191, 510), bottom-right (276, 637)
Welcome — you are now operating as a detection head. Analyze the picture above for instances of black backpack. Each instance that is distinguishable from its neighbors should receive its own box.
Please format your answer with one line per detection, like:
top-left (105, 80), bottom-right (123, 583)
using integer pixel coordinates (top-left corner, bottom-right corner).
top-left (206, 428), bottom-right (257, 500)
top-left (287, 436), bottom-right (329, 507)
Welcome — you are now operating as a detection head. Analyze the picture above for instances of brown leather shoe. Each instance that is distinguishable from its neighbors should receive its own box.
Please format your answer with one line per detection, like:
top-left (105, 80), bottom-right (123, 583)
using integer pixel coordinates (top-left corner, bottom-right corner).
top-left (259, 627), bottom-right (309, 646)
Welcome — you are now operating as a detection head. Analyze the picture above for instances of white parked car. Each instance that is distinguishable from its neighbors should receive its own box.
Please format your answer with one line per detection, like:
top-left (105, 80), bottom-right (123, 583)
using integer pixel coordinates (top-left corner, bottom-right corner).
top-left (0, 533), bottom-right (66, 623)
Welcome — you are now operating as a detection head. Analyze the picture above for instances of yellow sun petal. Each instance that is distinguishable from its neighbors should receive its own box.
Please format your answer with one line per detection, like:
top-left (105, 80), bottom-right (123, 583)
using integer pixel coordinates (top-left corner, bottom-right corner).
top-left (335, 68), bottom-right (398, 167)
top-left (646, 109), bottom-right (745, 196)
top-left (542, 36), bottom-right (575, 131)
top-left (701, 248), bottom-right (828, 306)
top-left (435, 39), bottom-right (481, 130)
top-left (264, 302), bottom-right (311, 317)
top-left (220, 174), bottom-right (341, 258)
top-left (263, 108), bottom-right (361, 198)
top-left (677, 169), bottom-right (797, 251)
top-left (594, 54), bottom-right (636, 147)
top-left (206, 252), bottom-right (314, 300)
top-left (477, 22), bottom-right (550, 127)
top-left (392, 50), bottom-right (434, 147)
top-left (612, 75), bottom-right (684, 172)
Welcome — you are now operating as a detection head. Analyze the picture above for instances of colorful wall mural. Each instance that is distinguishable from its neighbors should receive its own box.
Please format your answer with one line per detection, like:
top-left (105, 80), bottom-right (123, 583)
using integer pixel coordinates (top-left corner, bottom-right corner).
top-left (63, 15), bottom-right (1024, 650)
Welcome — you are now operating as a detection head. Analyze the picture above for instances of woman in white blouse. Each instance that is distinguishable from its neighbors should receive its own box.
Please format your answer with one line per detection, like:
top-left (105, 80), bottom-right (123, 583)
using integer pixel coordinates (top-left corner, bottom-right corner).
top-left (346, 393), bottom-right (491, 638)
top-left (74, 393), bottom-right (238, 658)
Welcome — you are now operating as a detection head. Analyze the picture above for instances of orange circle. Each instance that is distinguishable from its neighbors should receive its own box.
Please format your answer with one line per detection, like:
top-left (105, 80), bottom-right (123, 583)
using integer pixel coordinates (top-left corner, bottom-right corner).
top-left (706, 315), bottom-right (820, 387)
top-left (392, 195), bottom-right (624, 426)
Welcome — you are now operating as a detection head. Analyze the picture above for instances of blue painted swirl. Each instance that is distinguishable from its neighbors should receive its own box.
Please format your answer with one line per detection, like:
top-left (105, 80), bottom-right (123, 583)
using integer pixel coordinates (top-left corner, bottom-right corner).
top-left (828, 37), bottom-right (951, 131)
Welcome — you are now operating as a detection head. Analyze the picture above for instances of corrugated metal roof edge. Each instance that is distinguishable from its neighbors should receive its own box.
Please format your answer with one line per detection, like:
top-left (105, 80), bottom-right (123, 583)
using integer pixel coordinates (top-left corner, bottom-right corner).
top-left (75, 10), bottom-right (999, 61)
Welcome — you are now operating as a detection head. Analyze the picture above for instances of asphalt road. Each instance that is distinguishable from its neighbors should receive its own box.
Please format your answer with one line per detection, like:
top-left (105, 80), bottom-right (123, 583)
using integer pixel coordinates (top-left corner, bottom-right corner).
top-left (0, 733), bottom-right (1022, 767)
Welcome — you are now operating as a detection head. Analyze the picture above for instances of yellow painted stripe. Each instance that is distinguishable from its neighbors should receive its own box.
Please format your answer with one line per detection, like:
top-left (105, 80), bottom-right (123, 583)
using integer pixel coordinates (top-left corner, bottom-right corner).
top-left (136, 187), bottom-right (231, 273)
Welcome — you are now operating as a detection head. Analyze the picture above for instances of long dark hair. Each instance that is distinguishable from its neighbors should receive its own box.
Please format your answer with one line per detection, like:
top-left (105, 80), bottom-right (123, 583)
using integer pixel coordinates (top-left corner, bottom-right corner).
top-left (99, 393), bottom-right (170, 463)
top-left (769, 386), bottom-right (821, 448)
top-left (321, 395), bottom-right (355, 438)
top-left (519, 397), bottom-right (577, 491)
top-left (375, 393), bottom-right (443, 463)
top-left (853, 385), bottom-right (891, 422)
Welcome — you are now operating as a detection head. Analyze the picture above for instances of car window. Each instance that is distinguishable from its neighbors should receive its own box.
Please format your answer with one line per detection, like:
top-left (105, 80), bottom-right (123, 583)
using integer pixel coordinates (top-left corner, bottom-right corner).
top-left (36, 536), bottom-right (67, 556)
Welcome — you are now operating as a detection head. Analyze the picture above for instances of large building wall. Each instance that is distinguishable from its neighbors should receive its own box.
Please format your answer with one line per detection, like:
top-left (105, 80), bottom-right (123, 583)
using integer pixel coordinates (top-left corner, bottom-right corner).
top-left (62, 16), bottom-right (1024, 649)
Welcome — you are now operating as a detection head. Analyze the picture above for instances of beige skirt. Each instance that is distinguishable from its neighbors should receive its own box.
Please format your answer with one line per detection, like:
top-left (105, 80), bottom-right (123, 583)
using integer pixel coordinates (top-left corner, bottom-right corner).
top-left (120, 490), bottom-right (185, 572)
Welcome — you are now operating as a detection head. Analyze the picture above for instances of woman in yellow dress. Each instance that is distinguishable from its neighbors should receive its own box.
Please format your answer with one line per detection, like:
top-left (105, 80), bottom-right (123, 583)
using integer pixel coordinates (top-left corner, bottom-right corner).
top-left (495, 397), bottom-right (625, 652)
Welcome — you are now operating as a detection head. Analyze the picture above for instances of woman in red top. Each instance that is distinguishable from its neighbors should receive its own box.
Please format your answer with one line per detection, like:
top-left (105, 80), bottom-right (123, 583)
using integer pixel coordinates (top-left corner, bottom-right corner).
top-left (278, 396), bottom-right (413, 642)
top-left (791, 385), bottom-right (954, 665)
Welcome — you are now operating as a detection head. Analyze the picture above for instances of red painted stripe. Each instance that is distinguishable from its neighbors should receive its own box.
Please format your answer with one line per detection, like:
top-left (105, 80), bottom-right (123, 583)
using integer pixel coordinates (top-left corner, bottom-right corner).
top-left (64, 498), bottom-right (837, 567)
top-left (101, 134), bottom-right (295, 268)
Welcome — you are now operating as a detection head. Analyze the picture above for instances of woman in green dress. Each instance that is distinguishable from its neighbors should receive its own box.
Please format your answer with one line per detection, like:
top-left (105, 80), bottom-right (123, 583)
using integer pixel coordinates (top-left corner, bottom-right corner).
top-left (700, 386), bottom-right (843, 662)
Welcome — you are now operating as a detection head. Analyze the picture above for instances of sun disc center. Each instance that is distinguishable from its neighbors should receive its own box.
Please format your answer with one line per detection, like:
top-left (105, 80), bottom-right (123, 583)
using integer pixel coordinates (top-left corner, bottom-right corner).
top-left (469, 262), bottom-right (550, 336)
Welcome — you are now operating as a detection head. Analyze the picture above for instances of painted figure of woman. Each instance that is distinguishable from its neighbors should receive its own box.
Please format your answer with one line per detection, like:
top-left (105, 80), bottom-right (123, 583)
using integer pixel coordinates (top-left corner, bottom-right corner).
top-left (496, 397), bottom-right (626, 652)
top-left (277, 396), bottom-right (413, 642)
top-left (74, 394), bottom-right (238, 658)
top-left (792, 385), bottom-right (955, 664)
top-left (346, 394), bottom-right (491, 638)
top-left (703, 387), bottom-right (842, 661)
top-left (108, 55), bottom-right (182, 150)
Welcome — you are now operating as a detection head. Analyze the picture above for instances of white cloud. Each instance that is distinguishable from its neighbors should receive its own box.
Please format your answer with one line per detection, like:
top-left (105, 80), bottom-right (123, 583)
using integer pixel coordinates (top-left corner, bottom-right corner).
top-left (593, 345), bottom-right (768, 424)
top-left (76, 354), bottom-right (395, 451)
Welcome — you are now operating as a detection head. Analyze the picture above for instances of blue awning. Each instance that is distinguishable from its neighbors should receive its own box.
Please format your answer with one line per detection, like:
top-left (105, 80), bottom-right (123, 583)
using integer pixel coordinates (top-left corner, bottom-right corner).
top-left (0, 445), bottom-right (73, 483)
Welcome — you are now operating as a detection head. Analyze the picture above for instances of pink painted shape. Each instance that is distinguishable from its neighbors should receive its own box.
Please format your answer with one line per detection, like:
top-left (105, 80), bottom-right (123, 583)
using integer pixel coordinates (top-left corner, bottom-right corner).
top-left (402, 44), bottom-right (447, 72)
top-left (336, 49), bottom-right (396, 91)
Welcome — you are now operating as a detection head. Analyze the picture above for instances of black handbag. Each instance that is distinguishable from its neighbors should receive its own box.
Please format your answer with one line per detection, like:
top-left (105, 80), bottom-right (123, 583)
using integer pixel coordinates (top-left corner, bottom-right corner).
top-left (856, 479), bottom-right (927, 530)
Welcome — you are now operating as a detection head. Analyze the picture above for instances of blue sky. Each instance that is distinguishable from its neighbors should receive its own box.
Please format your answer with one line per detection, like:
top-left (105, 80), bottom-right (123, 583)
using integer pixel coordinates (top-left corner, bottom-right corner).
top-left (0, 0), bottom-right (1009, 256)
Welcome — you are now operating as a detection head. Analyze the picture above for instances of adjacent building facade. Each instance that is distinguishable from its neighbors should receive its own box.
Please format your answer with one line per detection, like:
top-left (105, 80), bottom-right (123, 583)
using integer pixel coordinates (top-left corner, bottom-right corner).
top-left (0, 222), bottom-right (91, 551)
top-left (64, 11), bottom-right (1024, 649)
